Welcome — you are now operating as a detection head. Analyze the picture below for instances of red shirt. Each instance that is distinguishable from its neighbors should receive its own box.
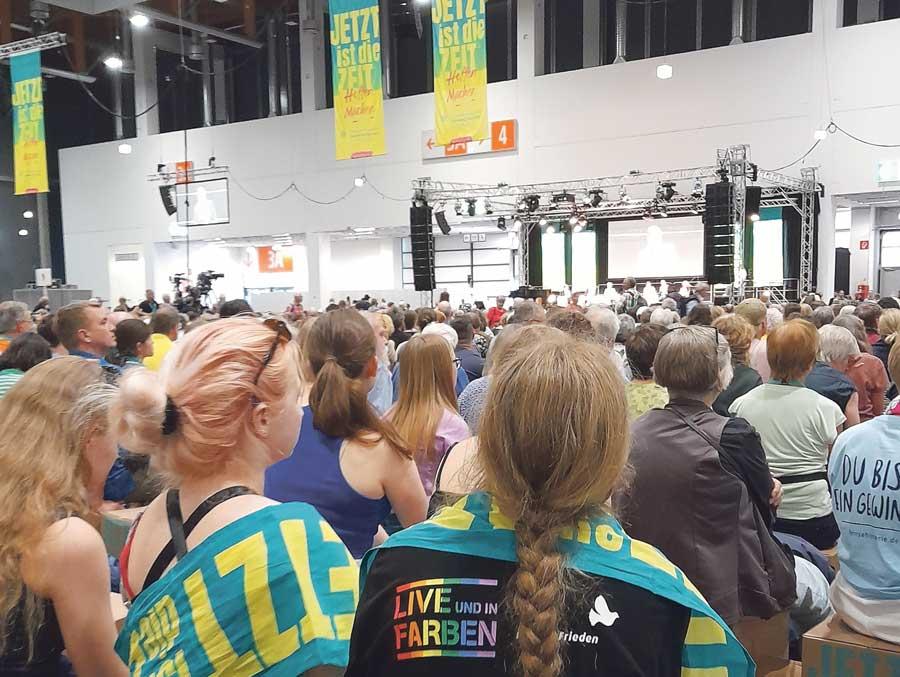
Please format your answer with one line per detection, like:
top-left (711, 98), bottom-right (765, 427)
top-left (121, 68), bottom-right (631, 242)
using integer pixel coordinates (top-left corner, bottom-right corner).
top-left (486, 306), bottom-right (505, 328)
top-left (847, 353), bottom-right (889, 421)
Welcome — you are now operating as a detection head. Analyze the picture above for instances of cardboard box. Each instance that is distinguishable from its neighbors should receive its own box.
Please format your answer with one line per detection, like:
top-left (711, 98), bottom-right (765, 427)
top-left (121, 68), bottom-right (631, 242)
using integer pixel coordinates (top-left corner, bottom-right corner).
top-left (756, 655), bottom-right (801, 676)
top-left (803, 615), bottom-right (900, 676)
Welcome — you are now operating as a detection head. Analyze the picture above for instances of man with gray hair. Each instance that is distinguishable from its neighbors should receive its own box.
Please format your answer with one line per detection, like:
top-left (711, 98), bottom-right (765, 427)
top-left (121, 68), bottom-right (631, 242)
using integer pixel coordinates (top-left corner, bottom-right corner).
top-left (812, 306), bottom-right (835, 329)
top-left (436, 300), bottom-right (453, 322)
top-left (507, 299), bottom-right (545, 325)
top-left (585, 305), bottom-right (630, 381)
top-left (0, 301), bottom-right (34, 353)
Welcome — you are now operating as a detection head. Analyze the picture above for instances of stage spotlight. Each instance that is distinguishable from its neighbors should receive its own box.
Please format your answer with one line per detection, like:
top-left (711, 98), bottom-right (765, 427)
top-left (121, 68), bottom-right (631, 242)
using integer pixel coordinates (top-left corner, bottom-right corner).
top-left (661, 181), bottom-right (676, 201)
top-left (208, 156), bottom-right (217, 168)
top-left (578, 216), bottom-right (587, 227)
top-left (538, 217), bottom-right (548, 226)
top-left (104, 54), bottom-right (124, 70)
top-left (484, 198), bottom-right (493, 215)
top-left (546, 225), bottom-right (556, 234)
top-left (454, 200), bottom-right (463, 216)
top-left (750, 213), bottom-right (760, 222)
top-left (354, 175), bottom-right (367, 188)
top-left (573, 224), bottom-right (584, 233)
top-left (748, 163), bottom-right (759, 182)
top-left (157, 163), bottom-right (166, 174)
top-left (589, 190), bottom-right (605, 208)
top-left (497, 216), bottom-right (507, 231)
top-left (467, 199), bottom-right (477, 217)
top-left (657, 64), bottom-right (673, 80)
top-left (130, 12), bottom-right (150, 28)
top-left (552, 192), bottom-right (575, 205)
top-left (619, 186), bottom-right (630, 202)
top-left (518, 199), bottom-right (528, 211)
top-left (692, 177), bottom-right (704, 199)
top-left (23, 211), bottom-right (33, 219)
top-left (524, 195), bottom-right (541, 212)
top-left (435, 206), bottom-right (451, 235)
top-left (569, 214), bottom-right (579, 226)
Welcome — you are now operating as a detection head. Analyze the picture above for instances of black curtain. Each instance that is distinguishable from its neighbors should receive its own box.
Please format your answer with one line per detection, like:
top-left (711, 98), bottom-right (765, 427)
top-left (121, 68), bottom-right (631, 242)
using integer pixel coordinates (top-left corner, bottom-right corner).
top-left (595, 220), bottom-right (609, 283)
top-left (834, 248), bottom-right (851, 295)
top-left (782, 206), bottom-right (801, 281)
top-left (527, 224), bottom-right (543, 287)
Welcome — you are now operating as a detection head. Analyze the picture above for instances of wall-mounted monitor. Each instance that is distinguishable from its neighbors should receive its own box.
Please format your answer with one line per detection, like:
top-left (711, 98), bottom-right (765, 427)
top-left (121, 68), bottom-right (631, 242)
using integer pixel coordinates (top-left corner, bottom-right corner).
top-left (173, 178), bottom-right (230, 227)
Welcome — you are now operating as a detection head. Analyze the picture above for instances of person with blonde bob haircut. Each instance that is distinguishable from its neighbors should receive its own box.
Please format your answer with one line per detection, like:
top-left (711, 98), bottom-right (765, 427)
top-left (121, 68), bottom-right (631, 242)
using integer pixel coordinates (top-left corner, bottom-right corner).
top-left (266, 309), bottom-right (427, 559)
top-left (388, 334), bottom-right (468, 497)
top-left (346, 328), bottom-right (753, 677)
top-left (115, 319), bottom-right (358, 676)
top-left (730, 320), bottom-right (846, 549)
top-left (619, 326), bottom-right (796, 656)
top-left (712, 314), bottom-right (763, 416)
top-left (0, 358), bottom-right (125, 676)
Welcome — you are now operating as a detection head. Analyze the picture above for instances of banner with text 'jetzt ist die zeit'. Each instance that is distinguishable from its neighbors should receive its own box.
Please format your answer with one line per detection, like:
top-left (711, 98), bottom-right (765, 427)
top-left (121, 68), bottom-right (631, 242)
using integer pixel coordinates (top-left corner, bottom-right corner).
top-left (11, 51), bottom-right (49, 194)
top-left (329, 0), bottom-right (387, 160)
top-left (432, 0), bottom-right (488, 146)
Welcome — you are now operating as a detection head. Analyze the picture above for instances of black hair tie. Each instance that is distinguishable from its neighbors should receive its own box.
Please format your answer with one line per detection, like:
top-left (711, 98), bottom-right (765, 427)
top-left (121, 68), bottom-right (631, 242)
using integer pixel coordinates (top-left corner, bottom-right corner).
top-left (162, 395), bottom-right (180, 436)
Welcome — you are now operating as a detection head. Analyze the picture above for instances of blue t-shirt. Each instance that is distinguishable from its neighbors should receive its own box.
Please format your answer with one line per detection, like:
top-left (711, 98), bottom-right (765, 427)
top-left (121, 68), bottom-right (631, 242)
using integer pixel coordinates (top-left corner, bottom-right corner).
top-left (828, 415), bottom-right (900, 599)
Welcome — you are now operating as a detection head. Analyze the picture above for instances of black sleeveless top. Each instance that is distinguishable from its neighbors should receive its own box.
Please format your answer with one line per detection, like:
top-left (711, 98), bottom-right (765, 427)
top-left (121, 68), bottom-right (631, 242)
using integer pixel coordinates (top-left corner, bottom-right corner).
top-left (0, 594), bottom-right (66, 676)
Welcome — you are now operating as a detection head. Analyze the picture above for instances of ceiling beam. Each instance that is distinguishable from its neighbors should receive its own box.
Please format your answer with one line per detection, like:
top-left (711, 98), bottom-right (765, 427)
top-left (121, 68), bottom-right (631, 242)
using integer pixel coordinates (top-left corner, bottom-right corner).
top-left (136, 6), bottom-right (263, 48)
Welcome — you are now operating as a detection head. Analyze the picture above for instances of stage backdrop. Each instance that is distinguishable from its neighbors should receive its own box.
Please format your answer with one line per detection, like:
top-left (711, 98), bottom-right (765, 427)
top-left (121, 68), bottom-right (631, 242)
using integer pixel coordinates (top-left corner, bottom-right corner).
top-left (329, 0), bottom-right (387, 160)
top-left (607, 217), bottom-right (705, 279)
top-left (432, 0), bottom-right (489, 145)
top-left (11, 51), bottom-right (49, 195)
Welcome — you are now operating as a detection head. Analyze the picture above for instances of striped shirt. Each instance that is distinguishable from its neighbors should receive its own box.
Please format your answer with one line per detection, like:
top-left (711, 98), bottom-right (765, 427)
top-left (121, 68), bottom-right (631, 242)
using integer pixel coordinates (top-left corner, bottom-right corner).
top-left (0, 369), bottom-right (24, 398)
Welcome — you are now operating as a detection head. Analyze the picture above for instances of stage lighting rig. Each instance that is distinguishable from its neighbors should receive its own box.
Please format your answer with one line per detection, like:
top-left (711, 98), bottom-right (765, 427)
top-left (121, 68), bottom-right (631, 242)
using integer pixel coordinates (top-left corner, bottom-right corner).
top-left (467, 199), bottom-right (477, 217)
top-left (454, 200), bottom-right (464, 216)
top-left (552, 192), bottom-right (576, 206)
top-left (588, 190), bottom-right (606, 207)
top-left (538, 217), bottom-right (548, 226)
top-left (619, 186), bottom-right (630, 202)
top-left (568, 214), bottom-right (579, 226)
top-left (660, 182), bottom-right (676, 201)
top-left (434, 202), bottom-right (451, 235)
top-left (524, 195), bottom-right (541, 212)
top-left (497, 216), bottom-right (507, 231)
top-left (692, 177), bottom-right (704, 199)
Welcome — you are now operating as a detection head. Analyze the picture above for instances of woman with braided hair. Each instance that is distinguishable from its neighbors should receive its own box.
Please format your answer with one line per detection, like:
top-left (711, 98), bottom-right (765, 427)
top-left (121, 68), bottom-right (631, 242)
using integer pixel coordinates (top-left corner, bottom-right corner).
top-left (346, 326), bottom-right (753, 677)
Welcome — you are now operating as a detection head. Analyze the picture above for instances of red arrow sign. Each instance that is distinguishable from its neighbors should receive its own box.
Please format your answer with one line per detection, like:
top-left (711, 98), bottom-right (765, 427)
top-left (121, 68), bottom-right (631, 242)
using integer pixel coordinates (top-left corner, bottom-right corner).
top-left (426, 137), bottom-right (434, 150)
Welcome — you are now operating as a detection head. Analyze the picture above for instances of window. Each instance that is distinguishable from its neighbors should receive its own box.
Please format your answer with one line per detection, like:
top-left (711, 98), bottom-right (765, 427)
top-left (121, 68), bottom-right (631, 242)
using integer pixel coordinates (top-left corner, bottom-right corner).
top-left (486, 0), bottom-right (517, 81)
top-left (835, 208), bottom-right (851, 249)
top-left (843, 0), bottom-right (900, 25)
top-left (650, 0), bottom-right (698, 57)
top-left (545, 0), bottom-right (584, 73)
top-left (388, 0), bottom-right (434, 98)
top-left (756, 0), bottom-right (811, 40)
top-left (701, 0), bottom-right (732, 48)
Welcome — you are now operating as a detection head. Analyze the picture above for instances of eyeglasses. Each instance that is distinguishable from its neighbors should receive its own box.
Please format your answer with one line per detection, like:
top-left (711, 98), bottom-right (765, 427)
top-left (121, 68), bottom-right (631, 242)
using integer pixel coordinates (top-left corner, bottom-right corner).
top-left (452, 357), bottom-right (461, 368)
top-left (253, 318), bottom-right (292, 386)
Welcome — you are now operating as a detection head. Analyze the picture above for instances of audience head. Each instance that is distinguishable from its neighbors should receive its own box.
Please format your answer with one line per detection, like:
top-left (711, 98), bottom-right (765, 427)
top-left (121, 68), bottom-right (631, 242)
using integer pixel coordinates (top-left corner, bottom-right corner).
top-left (218, 299), bottom-right (254, 318)
top-left (115, 319), bottom-right (153, 360)
top-left (36, 314), bottom-right (63, 354)
top-left (415, 307), bottom-right (437, 331)
top-left (450, 317), bottom-right (475, 346)
top-left (654, 326), bottom-right (733, 402)
top-left (684, 304), bottom-right (713, 327)
top-left (856, 302), bottom-right (882, 334)
top-left (0, 333), bottom-right (51, 374)
top-left (812, 306), bottom-right (835, 328)
top-left (546, 310), bottom-right (596, 342)
top-left (649, 307), bottom-right (678, 327)
top-left (623, 276), bottom-right (637, 290)
top-left (878, 297), bottom-right (900, 310)
top-left (483, 324), bottom-right (522, 376)
top-left (818, 325), bottom-right (860, 371)
top-left (782, 303), bottom-right (802, 320)
top-left (56, 301), bottom-right (115, 356)
top-left (660, 297), bottom-right (678, 312)
top-left (637, 306), bottom-right (653, 324)
top-left (584, 306), bottom-right (620, 347)
top-left (495, 295), bottom-right (506, 308)
top-left (439, 291), bottom-right (450, 303)
top-left (735, 299), bottom-right (767, 338)
top-left (766, 306), bottom-right (784, 332)
top-left (616, 314), bottom-right (636, 343)
top-left (107, 311), bottom-right (131, 330)
top-left (304, 309), bottom-right (408, 456)
top-left (0, 301), bottom-right (33, 338)
top-left (145, 289), bottom-right (155, 301)
top-left (712, 314), bottom-right (754, 366)
top-left (878, 308), bottom-right (900, 344)
top-left (767, 319), bottom-right (818, 383)
top-left (403, 309), bottom-right (417, 331)
top-left (839, 304), bottom-right (857, 317)
top-left (422, 321), bottom-right (459, 351)
top-left (436, 301), bottom-right (452, 320)
top-left (508, 299), bottom-right (546, 325)
top-left (112, 318), bottom-right (302, 481)
top-left (694, 282), bottom-right (710, 300)
top-left (478, 326), bottom-right (628, 677)
top-left (889, 340), bottom-right (900, 386)
top-left (833, 314), bottom-right (870, 354)
top-left (626, 323), bottom-right (668, 380)
top-left (150, 308), bottom-right (180, 340)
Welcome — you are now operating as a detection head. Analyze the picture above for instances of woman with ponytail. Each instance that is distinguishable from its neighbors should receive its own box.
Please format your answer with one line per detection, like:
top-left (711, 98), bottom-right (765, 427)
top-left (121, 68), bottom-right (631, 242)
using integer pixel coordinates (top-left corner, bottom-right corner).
top-left (265, 309), bottom-right (427, 559)
top-left (114, 319), bottom-right (357, 676)
top-left (346, 326), bottom-right (753, 677)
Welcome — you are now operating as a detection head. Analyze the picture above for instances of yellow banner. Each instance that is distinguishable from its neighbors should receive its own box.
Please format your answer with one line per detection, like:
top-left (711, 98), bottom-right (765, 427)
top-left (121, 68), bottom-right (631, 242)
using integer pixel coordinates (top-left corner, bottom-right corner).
top-left (329, 0), bottom-right (387, 160)
top-left (11, 52), bottom-right (49, 195)
top-left (432, 0), bottom-right (488, 146)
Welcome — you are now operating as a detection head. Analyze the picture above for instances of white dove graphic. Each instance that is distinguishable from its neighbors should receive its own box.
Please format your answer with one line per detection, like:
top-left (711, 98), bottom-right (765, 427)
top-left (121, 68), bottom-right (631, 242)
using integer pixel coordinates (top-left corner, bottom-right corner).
top-left (589, 594), bottom-right (620, 627)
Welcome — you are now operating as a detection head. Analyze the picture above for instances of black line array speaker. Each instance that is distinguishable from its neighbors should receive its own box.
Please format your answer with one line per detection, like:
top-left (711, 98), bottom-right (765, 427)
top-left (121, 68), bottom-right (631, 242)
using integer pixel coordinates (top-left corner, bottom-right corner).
top-left (745, 186), bottom-right (762, 223)
top-left (410, 204), bottom-right (436, 292)
top-left (703, 182), bottom-right (734, 285)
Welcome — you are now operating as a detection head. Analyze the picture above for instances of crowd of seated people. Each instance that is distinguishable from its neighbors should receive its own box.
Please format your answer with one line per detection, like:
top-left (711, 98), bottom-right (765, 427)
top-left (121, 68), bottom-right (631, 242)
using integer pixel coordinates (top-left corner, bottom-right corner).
top-left (0, 283), bottom-right (898, 675)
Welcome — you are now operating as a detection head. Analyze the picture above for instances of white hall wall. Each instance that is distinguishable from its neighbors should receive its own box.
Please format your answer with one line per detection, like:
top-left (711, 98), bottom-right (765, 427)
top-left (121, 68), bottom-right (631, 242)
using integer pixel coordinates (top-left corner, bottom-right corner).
top-left (59, 0), bottom-right (900, 302)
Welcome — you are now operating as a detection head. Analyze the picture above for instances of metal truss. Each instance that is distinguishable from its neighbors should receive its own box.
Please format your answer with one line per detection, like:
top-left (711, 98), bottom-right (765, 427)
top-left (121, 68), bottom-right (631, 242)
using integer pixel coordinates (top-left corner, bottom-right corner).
top-left (0, 33), bottom-right (68, 59)
top-left (413, 145), bottom-right (819, 301)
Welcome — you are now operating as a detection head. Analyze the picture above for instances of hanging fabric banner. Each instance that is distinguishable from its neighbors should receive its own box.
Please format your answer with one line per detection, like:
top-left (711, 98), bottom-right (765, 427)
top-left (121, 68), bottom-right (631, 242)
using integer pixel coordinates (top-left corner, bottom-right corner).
top-left (432, 0), bottom-right (488, 146)
top-left (11, 51), bottom-right (49, 195)
top-left (329, 0), bottom-right (387, 160)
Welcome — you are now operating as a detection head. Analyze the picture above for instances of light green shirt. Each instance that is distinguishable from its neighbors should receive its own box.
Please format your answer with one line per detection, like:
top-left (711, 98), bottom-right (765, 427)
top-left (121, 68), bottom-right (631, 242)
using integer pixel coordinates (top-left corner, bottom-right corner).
top-left (0, 368), bottom-right (24, 398)
top-left (626, 381), bottom-right (669, 421)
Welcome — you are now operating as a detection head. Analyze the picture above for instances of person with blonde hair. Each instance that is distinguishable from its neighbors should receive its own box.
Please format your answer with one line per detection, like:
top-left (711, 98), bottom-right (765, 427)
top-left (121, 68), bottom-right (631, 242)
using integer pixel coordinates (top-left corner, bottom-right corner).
top-left (0, 358), bottom-right (125, 675)
top-left (874, 308), bottom-right (900, 399)
top-left (266, 309), bottom-right (427, 558)
top-left (388, 334), bottom-right (468, 497)
top-left (730, 320), bottom-right (846, 549)
top-left (712, 314), bottom-right (763, 416)
top-left (346, 328), bottom-right (753, 677)
top-left (735, 298), bottom-right (770, 381)
top-left (115, 318), bottom-right (357, 675)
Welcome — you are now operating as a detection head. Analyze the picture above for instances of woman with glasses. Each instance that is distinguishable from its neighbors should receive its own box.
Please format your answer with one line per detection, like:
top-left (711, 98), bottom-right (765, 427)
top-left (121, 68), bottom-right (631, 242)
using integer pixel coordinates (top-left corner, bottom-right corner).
top-left (266, 309), bottom-right (427, 559)
top-left (115, 318), bottom-right (358, 675)
top-left (618, 325), bottom-right (797, 660)
top-left (388, 334), bottom-right (469, 499)
top-left (730, 320), bottom-right (846, 549)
